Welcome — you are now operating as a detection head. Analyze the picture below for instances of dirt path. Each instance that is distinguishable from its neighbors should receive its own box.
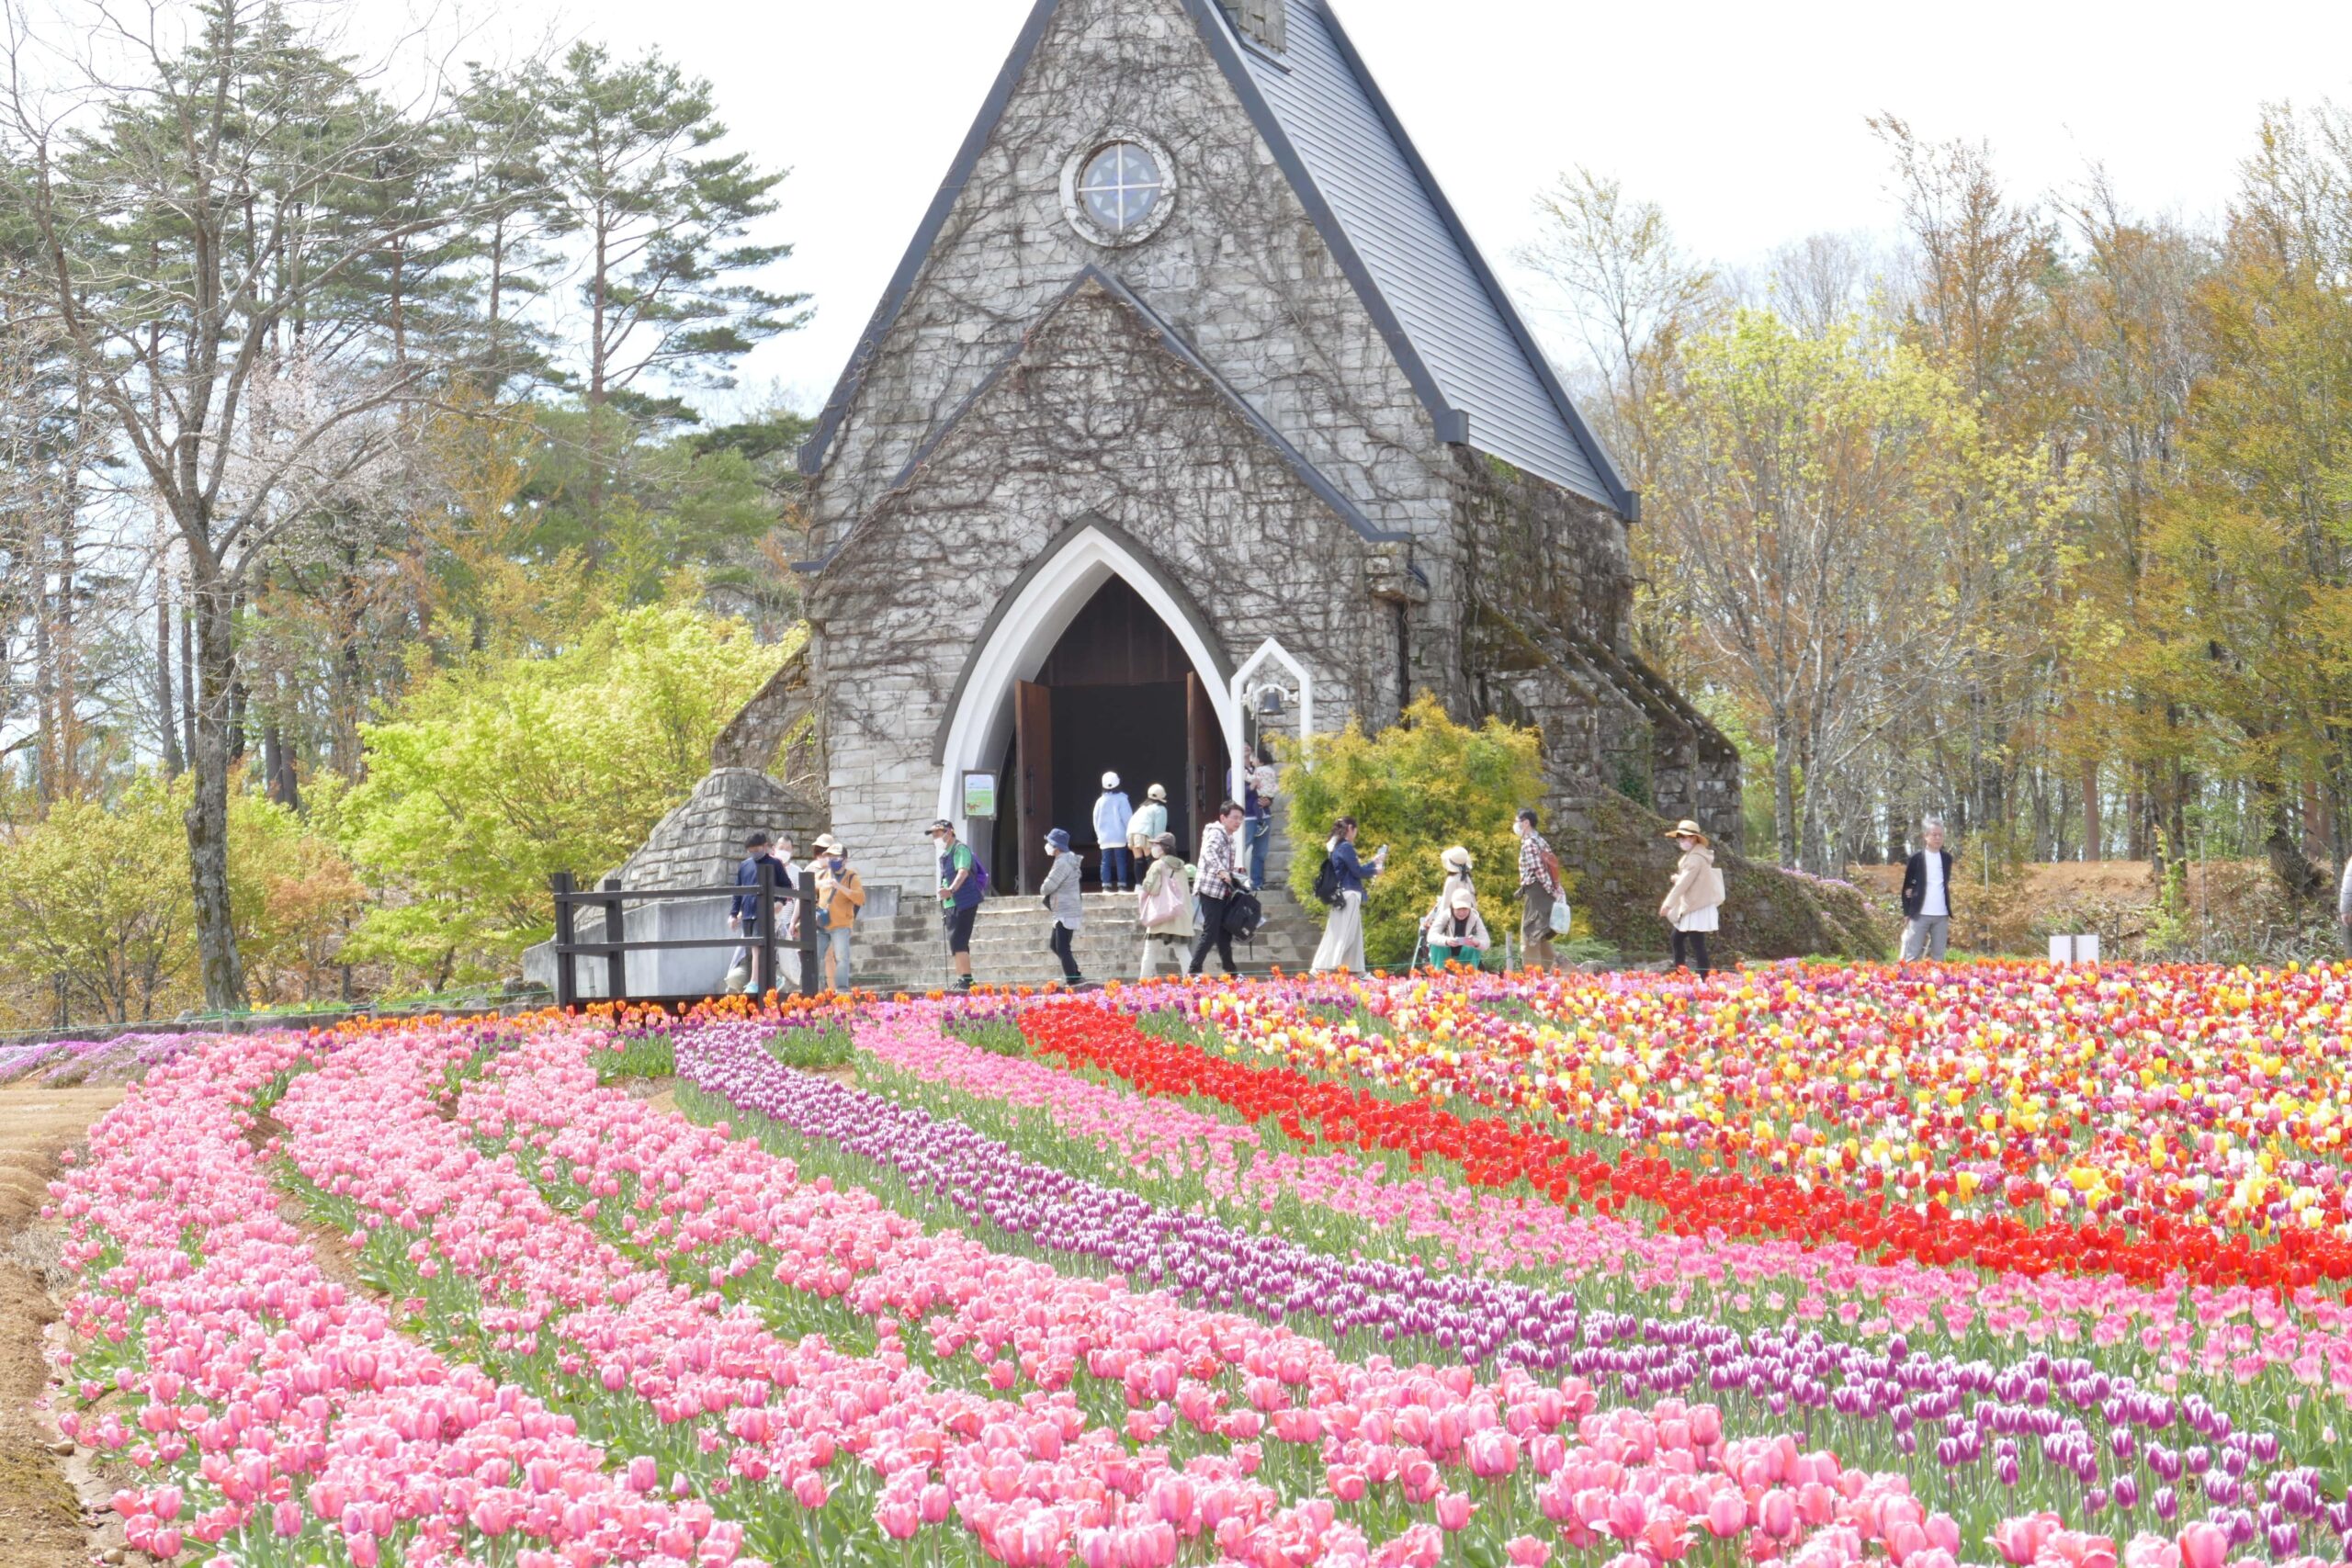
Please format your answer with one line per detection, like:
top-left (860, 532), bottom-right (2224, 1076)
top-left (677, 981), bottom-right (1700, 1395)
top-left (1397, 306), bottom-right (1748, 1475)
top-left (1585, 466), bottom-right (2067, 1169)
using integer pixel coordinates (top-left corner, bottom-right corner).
top-left (0, 1080), bottom-right (123, 1568)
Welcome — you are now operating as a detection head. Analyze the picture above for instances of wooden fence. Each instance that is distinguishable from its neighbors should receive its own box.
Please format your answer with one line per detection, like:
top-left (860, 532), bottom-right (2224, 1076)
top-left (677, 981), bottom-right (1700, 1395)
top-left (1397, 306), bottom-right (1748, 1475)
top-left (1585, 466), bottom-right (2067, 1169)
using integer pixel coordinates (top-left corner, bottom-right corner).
top-left (548, 863), bottom-right (820, 1010)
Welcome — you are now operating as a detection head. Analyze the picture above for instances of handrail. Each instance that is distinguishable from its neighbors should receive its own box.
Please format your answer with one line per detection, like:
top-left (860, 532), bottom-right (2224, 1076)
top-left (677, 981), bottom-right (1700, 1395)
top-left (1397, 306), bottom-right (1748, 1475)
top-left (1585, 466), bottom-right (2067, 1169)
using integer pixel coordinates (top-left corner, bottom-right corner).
top-left (548, 863), bottom-right (820, 1010)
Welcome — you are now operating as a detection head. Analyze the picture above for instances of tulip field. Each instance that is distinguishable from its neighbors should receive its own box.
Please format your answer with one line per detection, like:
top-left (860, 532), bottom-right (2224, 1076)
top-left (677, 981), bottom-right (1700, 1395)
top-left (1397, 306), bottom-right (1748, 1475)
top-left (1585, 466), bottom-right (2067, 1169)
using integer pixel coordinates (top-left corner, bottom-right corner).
top-left (26, 962), bottom-right (2352, 1568)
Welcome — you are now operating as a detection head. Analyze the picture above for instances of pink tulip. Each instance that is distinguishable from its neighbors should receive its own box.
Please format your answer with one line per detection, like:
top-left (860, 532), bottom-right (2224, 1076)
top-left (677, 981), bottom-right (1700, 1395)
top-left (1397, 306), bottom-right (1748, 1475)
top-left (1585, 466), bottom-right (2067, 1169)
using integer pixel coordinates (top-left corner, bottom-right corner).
top-left (2177, 1523), bottom-right (2230, 1568)
top-left (1705, 1490), bottom-right (1750, 1539)
top-left (1759, 1488), bottom-right (1799, 1540)
top-left (1994, 1513), bottom-right (2065, 1566)
top-left (1507, 1538), bottom-right (1554, 1567)
top-left (1435, 1491), bottom-right (1475, 1532)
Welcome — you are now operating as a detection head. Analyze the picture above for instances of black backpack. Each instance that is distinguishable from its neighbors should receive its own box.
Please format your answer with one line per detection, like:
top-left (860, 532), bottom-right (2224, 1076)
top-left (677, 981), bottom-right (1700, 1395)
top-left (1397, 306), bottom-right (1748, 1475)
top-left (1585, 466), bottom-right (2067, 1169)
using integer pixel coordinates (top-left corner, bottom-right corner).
top-left (1312, 854), bottom-right (1343, 908)
top-left (1227, 887), bottom-right (1264, 941)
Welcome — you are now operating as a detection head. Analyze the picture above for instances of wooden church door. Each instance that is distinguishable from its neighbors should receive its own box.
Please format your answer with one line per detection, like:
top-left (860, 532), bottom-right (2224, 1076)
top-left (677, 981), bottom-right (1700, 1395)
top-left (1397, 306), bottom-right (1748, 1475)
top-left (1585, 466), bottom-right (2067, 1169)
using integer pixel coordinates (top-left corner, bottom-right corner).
top-left (1016, 680), bottom-right (1053, 894)
top-left (1185, 671), bottom-right (1220, 852)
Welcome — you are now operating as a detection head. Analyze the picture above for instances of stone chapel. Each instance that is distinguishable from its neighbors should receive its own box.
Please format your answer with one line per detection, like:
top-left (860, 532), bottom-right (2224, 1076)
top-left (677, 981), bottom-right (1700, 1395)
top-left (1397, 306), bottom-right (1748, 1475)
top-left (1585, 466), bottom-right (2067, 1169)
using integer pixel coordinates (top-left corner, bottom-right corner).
top-left (763, 0), bottom-right (1743, 905)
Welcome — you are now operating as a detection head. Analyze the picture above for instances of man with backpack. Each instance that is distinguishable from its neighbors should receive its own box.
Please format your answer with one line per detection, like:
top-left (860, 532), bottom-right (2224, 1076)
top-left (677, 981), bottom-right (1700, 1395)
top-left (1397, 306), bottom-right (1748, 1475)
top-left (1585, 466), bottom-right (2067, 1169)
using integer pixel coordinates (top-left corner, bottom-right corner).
top-left (930, 818), bottom-right (988, 992)
top-left (1187, 800), bottom-right (1250, 976)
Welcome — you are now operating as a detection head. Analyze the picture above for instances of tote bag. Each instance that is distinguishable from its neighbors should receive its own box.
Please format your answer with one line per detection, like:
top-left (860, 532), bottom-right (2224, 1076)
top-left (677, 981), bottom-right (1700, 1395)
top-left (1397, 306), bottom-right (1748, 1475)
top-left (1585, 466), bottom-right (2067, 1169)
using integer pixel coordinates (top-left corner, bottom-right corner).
top-left (1138, 876), bottom-right (1185, 929)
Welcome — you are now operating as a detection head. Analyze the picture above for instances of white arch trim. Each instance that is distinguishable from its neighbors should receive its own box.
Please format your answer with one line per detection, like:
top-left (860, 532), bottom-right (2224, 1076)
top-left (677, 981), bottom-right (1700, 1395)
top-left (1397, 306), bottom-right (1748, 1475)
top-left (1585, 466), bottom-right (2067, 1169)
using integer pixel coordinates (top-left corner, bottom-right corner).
top-left (1228, 637), bottom-right (1315, 801)
top-left (935, 525), bottom-right (1243, 841)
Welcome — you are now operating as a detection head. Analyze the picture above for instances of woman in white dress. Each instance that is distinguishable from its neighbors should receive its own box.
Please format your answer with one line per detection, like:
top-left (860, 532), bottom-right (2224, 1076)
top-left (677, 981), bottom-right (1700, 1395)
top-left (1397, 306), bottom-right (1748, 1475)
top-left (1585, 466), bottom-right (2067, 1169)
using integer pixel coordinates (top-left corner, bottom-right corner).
top-left (1657, 818), bottom-right (1724, 976)
top-left (1311, 818), bottom-right (1386, 974)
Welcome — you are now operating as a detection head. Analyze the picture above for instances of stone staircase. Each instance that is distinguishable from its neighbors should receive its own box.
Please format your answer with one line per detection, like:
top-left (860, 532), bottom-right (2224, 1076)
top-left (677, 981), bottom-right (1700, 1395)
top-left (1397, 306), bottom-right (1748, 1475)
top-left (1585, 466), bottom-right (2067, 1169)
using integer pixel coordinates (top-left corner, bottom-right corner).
top-left (966, 886), bottom-right (1319, 986)
top-left (842, 885), bottom-right (1320, 990)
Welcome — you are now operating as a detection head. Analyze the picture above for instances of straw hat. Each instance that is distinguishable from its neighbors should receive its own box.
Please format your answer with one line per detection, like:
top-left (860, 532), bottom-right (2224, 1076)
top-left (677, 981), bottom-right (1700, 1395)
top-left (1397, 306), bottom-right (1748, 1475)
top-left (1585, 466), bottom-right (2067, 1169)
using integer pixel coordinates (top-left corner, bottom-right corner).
top-left (1440, 845), bottom-right (1474, 873)
top-left (1662, 819), bottom-right (1708, 842)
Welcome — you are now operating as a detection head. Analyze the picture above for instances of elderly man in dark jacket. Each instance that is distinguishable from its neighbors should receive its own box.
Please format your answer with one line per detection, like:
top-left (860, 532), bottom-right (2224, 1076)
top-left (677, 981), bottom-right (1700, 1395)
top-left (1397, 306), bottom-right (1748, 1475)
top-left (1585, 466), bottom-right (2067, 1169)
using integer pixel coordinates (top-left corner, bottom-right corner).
top-left (1899, 819), bottom-right (1955, 963)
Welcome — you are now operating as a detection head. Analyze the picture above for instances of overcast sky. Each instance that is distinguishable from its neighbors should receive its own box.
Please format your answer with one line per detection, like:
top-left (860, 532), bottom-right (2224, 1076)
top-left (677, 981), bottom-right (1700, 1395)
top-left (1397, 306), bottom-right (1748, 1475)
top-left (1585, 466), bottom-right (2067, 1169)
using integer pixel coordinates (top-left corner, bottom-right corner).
top-left (487, 0), bottom-right (2352, 417)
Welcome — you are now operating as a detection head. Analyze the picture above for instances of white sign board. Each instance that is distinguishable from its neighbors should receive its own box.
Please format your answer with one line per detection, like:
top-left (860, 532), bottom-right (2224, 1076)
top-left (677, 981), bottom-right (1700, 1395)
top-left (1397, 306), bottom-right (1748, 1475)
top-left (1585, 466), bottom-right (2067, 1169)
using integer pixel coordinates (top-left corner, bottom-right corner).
top-left (2048, 934), bottom-right (2101, 964)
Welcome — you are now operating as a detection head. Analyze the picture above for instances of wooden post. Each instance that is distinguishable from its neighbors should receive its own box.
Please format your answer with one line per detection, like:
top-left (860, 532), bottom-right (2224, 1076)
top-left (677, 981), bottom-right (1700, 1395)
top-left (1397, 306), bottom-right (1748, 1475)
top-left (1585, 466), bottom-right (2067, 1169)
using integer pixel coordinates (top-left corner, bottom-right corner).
top-left (551, 871), bottom-right (579, 1011)
top-left (602, 876), bottom-right (627, 1001)
top-left (797, 867), bottom-right (820, 998)
top-left (757, 859), bottom-right (779, 1001)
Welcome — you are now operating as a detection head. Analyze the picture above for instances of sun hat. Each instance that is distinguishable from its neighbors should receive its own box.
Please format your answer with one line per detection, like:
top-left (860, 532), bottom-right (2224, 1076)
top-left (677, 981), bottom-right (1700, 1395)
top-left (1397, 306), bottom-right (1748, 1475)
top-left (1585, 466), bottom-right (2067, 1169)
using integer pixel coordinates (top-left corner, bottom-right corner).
top-left (813, 833), bottom-right (841, 853)
top-left (1449, 890), bottom-right (1476, 914)
top-left (1147, 783), bottom-right (1168, 802)
top-left (1662, 818), bottom-right (1708, 842)
top-left (1102, 772), bottom-right (1121, 790)
top-left (1441, 845), bottom-right (1473, 872)
top-left (1046, 828), bottom-right (1071, 852)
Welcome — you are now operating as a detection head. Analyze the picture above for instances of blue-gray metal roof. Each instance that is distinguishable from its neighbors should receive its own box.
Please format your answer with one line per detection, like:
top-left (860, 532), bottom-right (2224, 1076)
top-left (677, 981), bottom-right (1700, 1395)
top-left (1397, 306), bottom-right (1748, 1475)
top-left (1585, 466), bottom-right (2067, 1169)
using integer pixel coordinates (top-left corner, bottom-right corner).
top-left (1231, 0), bottom-right (1629, 512)
top-left (797, 0), bottom-right (1634, 518)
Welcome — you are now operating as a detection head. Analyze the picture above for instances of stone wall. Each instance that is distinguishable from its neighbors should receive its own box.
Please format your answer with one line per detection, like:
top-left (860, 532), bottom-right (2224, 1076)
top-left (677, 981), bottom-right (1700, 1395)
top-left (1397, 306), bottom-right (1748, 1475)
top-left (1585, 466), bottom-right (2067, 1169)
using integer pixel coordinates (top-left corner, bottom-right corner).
top-left (809, 276), bottom-right (1396, 891)
top-left (1450, 449), bottom-right (1744, 850)
top-left (808, 0), bottom-right (1463, 574)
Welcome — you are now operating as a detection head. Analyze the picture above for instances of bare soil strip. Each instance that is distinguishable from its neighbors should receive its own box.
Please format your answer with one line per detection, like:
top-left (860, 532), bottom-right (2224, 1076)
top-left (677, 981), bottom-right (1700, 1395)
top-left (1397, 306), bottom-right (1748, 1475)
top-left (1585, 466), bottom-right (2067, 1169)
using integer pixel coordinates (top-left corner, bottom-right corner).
top-left (0, 1081), bottom-right (124, 1568)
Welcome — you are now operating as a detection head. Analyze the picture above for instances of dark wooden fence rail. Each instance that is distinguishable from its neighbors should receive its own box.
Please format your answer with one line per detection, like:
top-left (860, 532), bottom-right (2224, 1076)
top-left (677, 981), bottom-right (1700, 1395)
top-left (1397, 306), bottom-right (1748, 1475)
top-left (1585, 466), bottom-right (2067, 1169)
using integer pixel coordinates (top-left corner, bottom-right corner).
top-left (549, 862), bottom-right (820, 1010)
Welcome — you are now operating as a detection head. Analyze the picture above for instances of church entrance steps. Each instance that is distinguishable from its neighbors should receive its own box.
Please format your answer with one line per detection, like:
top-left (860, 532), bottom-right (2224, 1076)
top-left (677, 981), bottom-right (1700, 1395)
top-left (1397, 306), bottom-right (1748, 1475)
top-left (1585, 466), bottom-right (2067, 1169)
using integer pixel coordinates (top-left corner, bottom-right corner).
top-left (962, 886), bottom-right (1319, 987)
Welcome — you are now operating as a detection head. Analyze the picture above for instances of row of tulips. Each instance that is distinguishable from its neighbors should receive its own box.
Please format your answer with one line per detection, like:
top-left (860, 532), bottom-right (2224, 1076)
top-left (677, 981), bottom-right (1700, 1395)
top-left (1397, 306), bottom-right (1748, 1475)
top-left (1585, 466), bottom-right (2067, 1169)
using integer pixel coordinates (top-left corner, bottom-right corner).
top-left (43, 1021), bottom-right (748, 1567)
top-left (1187, 965), bottom-right (2352, 1292)
top-left (1012, 1001), bottom-right (2352, 1392)
top-left (692, 1004), bottom-right (2344, 1558)
top-left (484, 1010), bottom-right (2063, 1568)
top-left (274, 1015), bottom-right (1336, 1566)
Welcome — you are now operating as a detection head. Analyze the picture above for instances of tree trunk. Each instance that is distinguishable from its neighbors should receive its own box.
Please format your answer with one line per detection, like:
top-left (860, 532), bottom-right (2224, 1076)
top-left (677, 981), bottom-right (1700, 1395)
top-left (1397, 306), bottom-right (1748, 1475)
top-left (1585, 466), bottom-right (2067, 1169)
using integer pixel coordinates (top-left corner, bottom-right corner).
top-left (2260, 775), bottom-right (2326, 905)
top-left (1771, 716), bottom-right (1800, 869)
top-left (156, 578), bottom-right (183, 776)
top-left (179, 595), bottom-right (198, 771)
top-left (2080, 760), bottom-right (2100, 863)
top-left (184, 556), bottom-right (247, 1010)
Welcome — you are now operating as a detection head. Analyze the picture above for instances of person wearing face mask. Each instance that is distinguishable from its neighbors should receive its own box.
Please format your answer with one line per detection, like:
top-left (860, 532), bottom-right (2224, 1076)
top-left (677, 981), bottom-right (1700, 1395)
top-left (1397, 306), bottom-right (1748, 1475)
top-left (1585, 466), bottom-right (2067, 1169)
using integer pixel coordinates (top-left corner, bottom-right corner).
top-left (811, 834), bottom-right (865, 992)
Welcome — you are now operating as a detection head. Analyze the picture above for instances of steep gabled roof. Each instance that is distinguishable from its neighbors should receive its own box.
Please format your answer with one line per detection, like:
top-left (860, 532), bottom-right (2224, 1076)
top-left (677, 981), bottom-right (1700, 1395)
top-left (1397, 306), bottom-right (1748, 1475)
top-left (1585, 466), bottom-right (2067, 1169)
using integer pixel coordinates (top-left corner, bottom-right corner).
top-left (797, 0), bottom-right (1634, 518)
top-left (796, 266), bottom-right (1405, 576)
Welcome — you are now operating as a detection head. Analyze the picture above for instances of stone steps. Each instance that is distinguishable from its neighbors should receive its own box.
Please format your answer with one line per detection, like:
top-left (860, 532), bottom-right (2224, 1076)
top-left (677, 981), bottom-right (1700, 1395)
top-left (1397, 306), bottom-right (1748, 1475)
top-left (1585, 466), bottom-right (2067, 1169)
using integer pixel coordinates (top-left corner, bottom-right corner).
top-left (963, 887), bottom-right (1318, 985)
top-left (809, 884), bottom-right (1328, 991)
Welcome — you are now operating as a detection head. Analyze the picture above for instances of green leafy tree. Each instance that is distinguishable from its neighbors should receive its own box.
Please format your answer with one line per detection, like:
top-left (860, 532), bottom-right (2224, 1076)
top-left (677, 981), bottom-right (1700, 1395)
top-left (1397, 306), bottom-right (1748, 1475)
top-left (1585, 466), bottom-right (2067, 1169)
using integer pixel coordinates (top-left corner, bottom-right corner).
top-left (339, 601), bottom-right (786, 987)
top-left (0, 781), bottom-right (190, 1024)
top-left (1282, 696), bottom-right (1546, 968)
top-left (537, 42), bottom-right (807, 423)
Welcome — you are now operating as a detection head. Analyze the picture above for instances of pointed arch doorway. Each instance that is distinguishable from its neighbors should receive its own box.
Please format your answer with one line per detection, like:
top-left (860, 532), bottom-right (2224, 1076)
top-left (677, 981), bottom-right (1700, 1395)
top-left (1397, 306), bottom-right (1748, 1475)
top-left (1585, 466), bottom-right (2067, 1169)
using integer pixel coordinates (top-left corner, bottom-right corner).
top-left (932, 519), bottom-right (1239, 895)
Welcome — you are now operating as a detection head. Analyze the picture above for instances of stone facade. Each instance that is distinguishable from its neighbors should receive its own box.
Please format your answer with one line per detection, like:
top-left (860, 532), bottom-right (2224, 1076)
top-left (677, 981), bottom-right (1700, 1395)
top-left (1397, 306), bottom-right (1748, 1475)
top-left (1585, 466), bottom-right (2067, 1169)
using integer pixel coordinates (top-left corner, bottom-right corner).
top-left (689, 0), bottom-right (1746, 926)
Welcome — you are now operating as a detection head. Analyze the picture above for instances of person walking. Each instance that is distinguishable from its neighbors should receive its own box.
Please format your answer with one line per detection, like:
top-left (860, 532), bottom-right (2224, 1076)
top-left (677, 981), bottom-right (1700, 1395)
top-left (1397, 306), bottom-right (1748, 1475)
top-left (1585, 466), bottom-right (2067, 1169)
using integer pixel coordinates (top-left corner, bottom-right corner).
top-left (1040, 827), bottom-right (1085, 987)
top-left (811, 834), bottom-right (865, 992)
top-left (1658, 819), bottom-right (1724, 976)
top-left (1092, 773), bottom-right (1135, 893)
top-left (1188, 800), bottom-right (1250, 976)
top-left (1425, 888), bottom-right (1491, 969)
top-left (931, 818), bottom-right (985, 992)
top-left (724, 830), bottom-right (790, 994)
top-left (1136, 831), bottom-right (1194, 978)
top-left (1514, 810), bottom-right (1565, 971)
top-left (1128, 784), bottom-right (1170, 871)
top-left (1900, 819), bottom-right (1956, 963)
top-left (1244, 749), bottom-right (1280, 888)
top-left (725, 831), bottom-right (803, 995)
top-left (1311, 817), bottom-right (1386, 974)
